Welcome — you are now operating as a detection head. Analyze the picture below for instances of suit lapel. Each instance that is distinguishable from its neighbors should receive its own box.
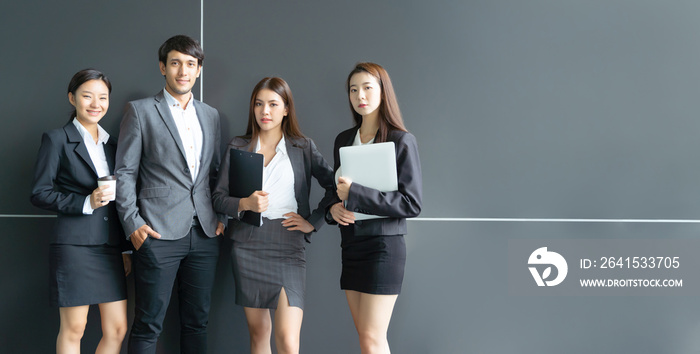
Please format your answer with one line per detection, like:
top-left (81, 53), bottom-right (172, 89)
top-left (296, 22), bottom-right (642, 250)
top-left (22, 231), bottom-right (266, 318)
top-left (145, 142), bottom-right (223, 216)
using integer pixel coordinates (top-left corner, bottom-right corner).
top-left (64, 123), bottom-right (98, 177)
top-left (236, 138), bottom-right (253, 152)
top-left (154, 91), bottom-right (188, 163)
top-left (286, 137), bottom-right (305, 201)
top-left (345, 126), bottom-right (360, 147)
top-left (105, 138), bottom-right (117, 173)
top-left (193, 100), bottom-right (210, 185)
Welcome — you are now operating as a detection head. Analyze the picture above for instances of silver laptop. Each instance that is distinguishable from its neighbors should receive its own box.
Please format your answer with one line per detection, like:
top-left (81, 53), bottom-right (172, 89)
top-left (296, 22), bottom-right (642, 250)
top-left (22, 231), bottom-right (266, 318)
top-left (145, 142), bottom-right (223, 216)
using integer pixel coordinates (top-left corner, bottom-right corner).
top-left (339, 142), bottom-right (397, 220)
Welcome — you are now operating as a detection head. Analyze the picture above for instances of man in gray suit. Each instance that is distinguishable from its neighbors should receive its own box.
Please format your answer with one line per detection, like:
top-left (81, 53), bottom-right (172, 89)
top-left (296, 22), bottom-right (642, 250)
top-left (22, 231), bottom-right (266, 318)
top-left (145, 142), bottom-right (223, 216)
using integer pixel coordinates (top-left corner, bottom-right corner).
top-left (115, 35), bottom-right (225, 354)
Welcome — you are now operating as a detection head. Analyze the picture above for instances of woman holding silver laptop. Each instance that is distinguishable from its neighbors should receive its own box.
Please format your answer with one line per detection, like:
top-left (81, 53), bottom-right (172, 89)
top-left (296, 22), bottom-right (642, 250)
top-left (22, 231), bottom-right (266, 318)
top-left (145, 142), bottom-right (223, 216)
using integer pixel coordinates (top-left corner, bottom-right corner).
top-left (328, 62), bottom-right (423, 354)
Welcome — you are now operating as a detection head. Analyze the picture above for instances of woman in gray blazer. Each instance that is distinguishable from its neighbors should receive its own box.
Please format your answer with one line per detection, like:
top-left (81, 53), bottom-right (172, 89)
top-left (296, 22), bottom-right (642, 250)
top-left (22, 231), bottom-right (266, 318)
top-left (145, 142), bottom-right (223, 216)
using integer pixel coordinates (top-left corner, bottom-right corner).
top-left (212, 77), bottom-right (335, 354)
top-left (328, 62), bottom-right (423, 354)
top-left (30, 69), bottom-right (131, 354)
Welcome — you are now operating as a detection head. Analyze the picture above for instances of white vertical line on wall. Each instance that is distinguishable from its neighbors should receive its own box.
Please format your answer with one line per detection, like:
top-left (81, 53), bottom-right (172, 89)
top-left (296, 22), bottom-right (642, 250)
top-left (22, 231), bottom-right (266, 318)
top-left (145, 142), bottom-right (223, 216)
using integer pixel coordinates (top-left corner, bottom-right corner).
top-left (200, 0), bottom-right (204, 101)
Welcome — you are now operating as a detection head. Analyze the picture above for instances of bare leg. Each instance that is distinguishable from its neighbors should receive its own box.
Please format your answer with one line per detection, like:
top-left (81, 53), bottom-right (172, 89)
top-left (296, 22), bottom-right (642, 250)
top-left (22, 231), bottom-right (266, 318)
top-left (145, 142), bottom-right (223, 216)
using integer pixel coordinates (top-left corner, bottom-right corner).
top-left (345, 290), bottom-right (362, 331)
top-left (244, 307), bottom-right (273, 354)
top-left (274, 288), bottom-right (303, 354)
top-left (345, 290), bottom-right (398, 354)
top-left (57, 305), bottom-right (89, 354)
top-left (95, 300), bottom-right (128, 354)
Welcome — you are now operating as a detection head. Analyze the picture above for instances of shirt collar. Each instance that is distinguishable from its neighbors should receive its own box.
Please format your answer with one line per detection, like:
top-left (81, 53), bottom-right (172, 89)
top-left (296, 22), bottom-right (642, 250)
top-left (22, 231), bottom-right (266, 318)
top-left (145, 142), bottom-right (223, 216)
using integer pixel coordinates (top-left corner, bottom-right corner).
top-left (255, 135), bottom-right (288, 156)
top-left (72, 117), bottom-right (109, 145)
top-left (353, 128), bottom-right (374, 145)
top-left (163, 88), bottom-right (194, 111)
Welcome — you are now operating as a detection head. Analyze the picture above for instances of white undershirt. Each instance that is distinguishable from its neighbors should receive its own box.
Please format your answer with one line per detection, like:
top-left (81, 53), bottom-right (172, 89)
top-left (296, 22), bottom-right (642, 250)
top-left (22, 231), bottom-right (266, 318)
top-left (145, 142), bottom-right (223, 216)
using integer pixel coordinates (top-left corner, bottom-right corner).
top-left (256, 136), bottom-right (297, 220)
top-left (73, 118), bottom-right (110, 215)
top-left (163, 89), bottom-right (203, 182)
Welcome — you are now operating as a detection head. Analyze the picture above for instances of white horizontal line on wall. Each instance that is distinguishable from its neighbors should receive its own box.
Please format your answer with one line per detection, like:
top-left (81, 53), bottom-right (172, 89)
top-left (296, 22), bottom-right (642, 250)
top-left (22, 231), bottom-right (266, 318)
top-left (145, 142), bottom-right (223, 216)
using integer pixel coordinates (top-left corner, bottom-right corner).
top-left (0, 214), bottom-right (56, 218)
top-left (410, 217), bottom-right (700, 223)
top-left (2, 215), bottom-right (700, 224)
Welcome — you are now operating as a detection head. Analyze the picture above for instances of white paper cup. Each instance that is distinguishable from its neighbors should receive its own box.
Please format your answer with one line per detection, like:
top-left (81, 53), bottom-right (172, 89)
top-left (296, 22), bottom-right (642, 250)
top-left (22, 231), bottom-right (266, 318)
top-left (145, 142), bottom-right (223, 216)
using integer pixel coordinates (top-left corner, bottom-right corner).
top-left (97, 175), bottom-right (116, 201)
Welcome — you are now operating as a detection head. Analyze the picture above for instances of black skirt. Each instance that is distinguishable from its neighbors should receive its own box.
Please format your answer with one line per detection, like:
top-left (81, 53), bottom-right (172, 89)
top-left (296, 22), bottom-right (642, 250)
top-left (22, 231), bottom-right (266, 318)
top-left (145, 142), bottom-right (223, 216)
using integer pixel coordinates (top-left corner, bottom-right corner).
top-left (340, 228), bottom-right (406, 295)
top-left (49, 244), bottom-right (127, 307)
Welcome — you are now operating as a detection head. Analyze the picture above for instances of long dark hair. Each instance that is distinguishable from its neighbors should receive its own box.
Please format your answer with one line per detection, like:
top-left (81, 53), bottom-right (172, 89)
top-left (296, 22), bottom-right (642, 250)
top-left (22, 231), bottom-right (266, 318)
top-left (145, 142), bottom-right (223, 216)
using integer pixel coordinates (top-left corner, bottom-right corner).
top-left (345, 62), bottom-right (407, 143)
top-left (240, 77), bottom-right (305, 151)
top-left (67, 69), bottom-right (112, 121)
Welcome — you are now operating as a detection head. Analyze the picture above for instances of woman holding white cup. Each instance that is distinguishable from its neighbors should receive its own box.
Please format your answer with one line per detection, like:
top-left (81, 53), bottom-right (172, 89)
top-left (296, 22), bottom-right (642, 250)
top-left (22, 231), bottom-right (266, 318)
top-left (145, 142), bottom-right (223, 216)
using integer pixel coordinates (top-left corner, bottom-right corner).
top-left (97, 175), bottom-right (117, 202)
top-left (30, 69), bottom-right (131, 354)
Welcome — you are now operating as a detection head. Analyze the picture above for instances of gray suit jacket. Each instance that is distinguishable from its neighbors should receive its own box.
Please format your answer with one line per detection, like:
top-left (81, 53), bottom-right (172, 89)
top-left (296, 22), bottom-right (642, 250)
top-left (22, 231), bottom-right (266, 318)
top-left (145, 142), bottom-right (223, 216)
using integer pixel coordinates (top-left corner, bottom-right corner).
top-left (212, 136), bottom-right (335, 242)
top-left (115, 91), bottom-right (224, 240)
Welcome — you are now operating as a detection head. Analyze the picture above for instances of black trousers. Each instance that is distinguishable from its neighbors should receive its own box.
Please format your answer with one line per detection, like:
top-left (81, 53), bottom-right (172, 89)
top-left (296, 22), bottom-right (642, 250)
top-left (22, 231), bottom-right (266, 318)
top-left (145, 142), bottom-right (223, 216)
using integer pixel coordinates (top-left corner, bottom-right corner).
top-left (128, 225), bottom-right (220, 354)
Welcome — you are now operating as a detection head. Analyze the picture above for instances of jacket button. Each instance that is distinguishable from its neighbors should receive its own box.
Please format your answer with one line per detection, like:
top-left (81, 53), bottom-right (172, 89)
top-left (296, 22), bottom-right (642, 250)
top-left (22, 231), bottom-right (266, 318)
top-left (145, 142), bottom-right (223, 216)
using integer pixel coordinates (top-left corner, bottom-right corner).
top-left (104, 217), bottom-right (109, 221)
top-left (184, 167), bottom-right (190, 173)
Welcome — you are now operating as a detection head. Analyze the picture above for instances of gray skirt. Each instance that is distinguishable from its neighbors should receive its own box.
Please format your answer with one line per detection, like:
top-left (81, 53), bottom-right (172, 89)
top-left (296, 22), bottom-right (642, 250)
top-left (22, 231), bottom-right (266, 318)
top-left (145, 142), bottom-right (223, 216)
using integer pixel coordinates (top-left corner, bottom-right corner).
top-left (231, 218), bottom-right (306, 309)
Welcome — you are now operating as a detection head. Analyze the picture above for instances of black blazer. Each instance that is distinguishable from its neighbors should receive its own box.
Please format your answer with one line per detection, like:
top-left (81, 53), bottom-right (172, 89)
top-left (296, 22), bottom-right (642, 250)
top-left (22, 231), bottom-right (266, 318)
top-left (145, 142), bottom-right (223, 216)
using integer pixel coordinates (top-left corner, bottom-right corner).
top-left (327, 126), bottom-right (422, 236)
top-left (212, 135), bottom-right (336, 242)
top-left (30, 122), bottom-right (124, 246)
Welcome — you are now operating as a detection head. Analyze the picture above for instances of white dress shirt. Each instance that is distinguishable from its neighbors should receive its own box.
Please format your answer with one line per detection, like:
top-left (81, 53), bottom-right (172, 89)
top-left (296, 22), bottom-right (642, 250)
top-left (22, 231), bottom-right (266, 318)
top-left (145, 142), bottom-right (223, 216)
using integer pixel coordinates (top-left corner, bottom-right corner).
top-left (163, 89), bottom-right (203, 182)
top-left (256, 136), bottom-right (297, 221)
top-left (353, 128), bottom-right (375, 146)
top-left (73, 118), bottom-right (111, 215)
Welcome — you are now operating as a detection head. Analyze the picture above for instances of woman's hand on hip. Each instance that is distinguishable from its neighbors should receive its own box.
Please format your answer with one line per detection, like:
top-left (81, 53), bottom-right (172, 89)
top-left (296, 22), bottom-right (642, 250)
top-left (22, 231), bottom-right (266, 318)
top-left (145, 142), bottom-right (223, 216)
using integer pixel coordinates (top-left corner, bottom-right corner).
top-left (282, 212), bottom-right (315, 233)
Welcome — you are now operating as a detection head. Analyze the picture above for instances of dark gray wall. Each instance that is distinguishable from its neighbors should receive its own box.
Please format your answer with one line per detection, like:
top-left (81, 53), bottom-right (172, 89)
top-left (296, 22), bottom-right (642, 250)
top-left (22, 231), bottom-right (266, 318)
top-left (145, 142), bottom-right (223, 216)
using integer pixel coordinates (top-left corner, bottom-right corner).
top-left (4, 0), bottom-right (700, 353)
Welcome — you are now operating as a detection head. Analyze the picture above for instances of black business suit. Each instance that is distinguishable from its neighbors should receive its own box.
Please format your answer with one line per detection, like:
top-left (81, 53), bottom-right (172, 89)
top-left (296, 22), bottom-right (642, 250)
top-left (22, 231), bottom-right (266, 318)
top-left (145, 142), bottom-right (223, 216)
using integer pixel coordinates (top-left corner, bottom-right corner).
top-left (212, 135), bottom-right (335, 308)
top-left (328, 126), bottom-right (422, 294)
top-left (30, 121), bottom-right (126, 307)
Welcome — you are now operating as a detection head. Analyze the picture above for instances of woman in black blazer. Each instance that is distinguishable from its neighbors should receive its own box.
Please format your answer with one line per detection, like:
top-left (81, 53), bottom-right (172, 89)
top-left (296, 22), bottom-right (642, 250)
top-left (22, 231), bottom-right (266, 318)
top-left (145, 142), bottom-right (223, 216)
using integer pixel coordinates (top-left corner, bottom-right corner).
top-left (212, 77), bottom-right (335, 354)
top-left (328, 62), bottom-right (422, 354)
top-left (30, 69), bottom-right (130, 354)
